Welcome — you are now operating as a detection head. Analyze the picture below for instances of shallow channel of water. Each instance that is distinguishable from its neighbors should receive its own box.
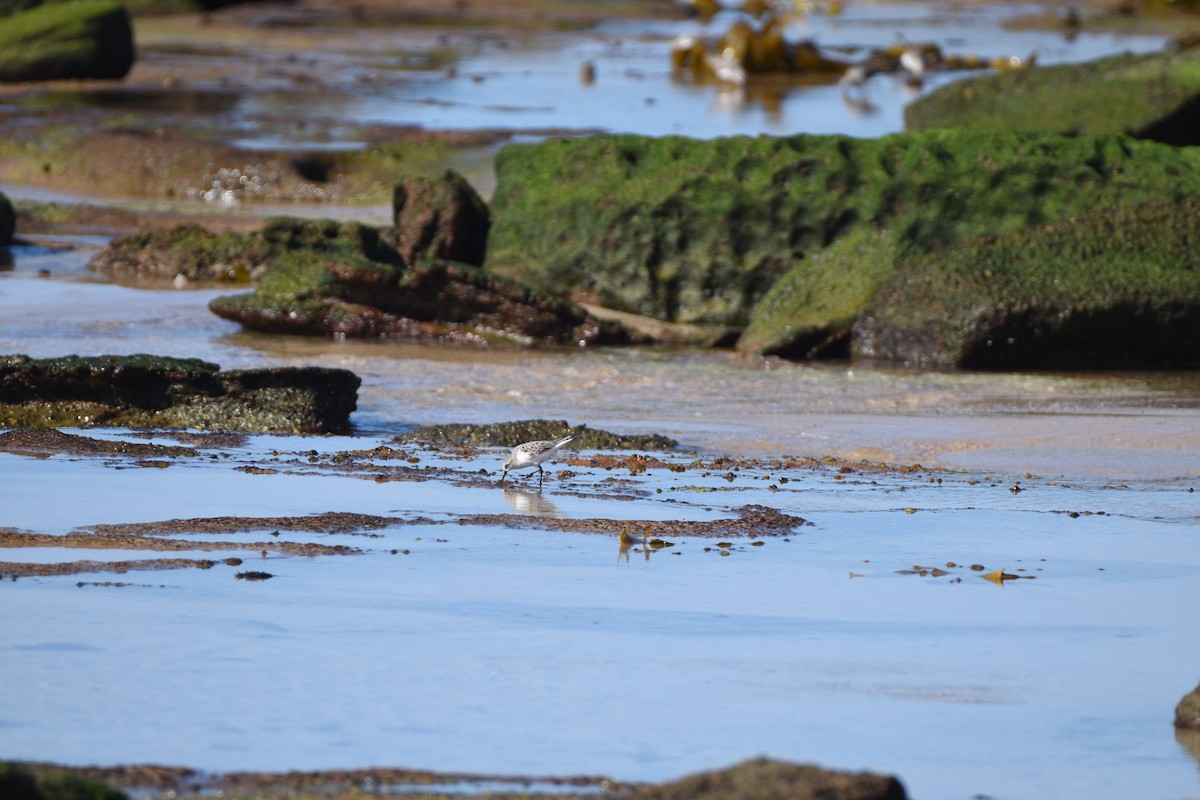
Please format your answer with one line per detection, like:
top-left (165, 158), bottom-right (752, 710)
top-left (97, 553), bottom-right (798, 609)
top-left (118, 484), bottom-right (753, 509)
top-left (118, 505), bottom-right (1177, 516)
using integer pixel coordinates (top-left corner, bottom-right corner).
top-left (2, 4), bottom-right (1199, 797)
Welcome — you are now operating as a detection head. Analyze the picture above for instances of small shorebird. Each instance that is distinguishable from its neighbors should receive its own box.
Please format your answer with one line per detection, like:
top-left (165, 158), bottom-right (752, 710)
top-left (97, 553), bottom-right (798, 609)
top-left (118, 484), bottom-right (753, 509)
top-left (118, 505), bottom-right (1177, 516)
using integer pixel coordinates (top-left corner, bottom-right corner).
top-left (500, 434), bottom-right (574, 485)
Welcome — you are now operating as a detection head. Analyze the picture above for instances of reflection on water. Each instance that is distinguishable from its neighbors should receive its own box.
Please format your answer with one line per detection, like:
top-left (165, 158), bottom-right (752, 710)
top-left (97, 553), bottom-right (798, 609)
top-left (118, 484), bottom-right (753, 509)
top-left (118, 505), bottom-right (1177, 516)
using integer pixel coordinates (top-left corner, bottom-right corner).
top-left (503, 488), bottom-right (562, 518)
top-left (1179, 728), bottom-right (1200, 772)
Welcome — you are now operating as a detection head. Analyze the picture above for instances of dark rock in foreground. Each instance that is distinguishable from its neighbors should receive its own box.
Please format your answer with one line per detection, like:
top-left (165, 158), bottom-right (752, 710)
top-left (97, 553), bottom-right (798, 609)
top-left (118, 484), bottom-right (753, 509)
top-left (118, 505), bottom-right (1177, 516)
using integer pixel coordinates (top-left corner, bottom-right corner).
top-left (630, 758), bottom-right (906, 800)
top-left (206, 218), bottom-right (635, 347)
top-left (399, 419), bottom-right (678, 451)
top-left (0, 354), bottom-right (359, 433)
top-left (0, 0), bottom-right (135, 83)
top-left (0, 762), bottom-right (126, 800)
top-left (905, 47), bottom-right (1200, 146)
top-left (393, 170), bottom-right (490, 267)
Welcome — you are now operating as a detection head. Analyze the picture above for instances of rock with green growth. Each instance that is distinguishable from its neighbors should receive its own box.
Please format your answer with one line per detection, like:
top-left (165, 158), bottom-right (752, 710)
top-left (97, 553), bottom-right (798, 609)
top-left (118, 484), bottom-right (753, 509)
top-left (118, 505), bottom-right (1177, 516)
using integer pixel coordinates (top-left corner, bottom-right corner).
top-left (0, 0), bottom-right (135, 83)
top-left (0, 354), bottom-right (360, 432)
top-left (88, 224), bottom-right (277, 285)
top-left (487, 131), bottom-right (1200, 328)
top-left (0, 190), bottom-right (13, 246)
top-left (0, 762), bottom-right (127, 800)
top-left (208, 218), bottom-right (636, 346)
top-left (849, 201), bottom-right (1200, 369)
top-left (739, 227), bottom-right (896, 359)
top-left (629, 758), bottom-right (906, 800)
top-left (905, 47), bottom-right (1200, 145)
top-left (399, 419), bottom-right (678, 451)
top-left (393, 170), bottom-right (490, 267)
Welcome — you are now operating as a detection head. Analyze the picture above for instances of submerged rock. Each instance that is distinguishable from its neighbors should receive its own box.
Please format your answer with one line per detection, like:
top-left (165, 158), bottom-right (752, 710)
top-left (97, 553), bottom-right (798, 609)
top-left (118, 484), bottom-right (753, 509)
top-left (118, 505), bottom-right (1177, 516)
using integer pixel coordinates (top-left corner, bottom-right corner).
top-left (393, 170), bottom-right (490, 267)
top-left (206, 218), bottom-right (635, 346)
top-left (0, 0), bottom-right (135, 83)
top-left (487, 131), bottom-right (1200, 331)
top-left (905, 46), bottom-right (1200, 146)
top-left (0, 354), bottom-right (360, 433)
top-left (629, 758), bottom-right (906, 800)
top-left (399, 419), bottom-right (678, 451)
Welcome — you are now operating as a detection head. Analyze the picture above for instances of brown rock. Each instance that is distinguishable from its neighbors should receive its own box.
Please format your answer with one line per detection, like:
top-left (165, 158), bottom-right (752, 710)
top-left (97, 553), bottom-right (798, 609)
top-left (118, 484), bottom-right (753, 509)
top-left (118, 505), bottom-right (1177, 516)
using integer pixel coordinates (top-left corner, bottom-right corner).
top-left (630, 758), bottom-right (907, 800)
top-left (392, 170), bottom-right (490, 267)
top-left (1177, 682), bottom-right (1200, 731)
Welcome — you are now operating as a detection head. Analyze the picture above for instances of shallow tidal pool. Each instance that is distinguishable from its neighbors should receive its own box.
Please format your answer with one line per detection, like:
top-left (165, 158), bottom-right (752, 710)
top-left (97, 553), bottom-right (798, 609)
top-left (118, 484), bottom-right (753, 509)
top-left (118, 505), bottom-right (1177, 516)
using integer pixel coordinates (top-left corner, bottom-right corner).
top-left (2, 432), bottom-right (1198, 800)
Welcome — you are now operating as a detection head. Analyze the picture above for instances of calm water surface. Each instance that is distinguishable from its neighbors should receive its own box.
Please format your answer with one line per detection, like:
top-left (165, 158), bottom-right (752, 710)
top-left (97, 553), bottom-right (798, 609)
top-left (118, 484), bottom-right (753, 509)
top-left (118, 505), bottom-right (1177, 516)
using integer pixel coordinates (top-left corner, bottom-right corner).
top-left (2, 5), bottom-right (1200, 798)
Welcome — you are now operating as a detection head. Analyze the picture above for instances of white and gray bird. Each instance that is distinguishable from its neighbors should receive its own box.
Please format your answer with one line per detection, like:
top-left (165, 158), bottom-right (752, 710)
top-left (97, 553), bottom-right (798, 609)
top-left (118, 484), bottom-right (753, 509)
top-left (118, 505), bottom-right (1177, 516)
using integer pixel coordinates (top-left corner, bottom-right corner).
top-left (501, 434), bottom-right (574, 484)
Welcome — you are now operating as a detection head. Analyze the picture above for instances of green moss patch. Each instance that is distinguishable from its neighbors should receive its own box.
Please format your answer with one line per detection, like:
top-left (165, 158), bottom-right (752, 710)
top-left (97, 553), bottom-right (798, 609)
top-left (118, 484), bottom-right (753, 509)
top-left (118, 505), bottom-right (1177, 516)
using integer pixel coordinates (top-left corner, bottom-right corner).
top-left (905, 46), bottom-right (1200, 145)
top-left (0, 0), bottom-right (134, 82)
top-left (853, 201), bottom-right (1200, 369)
top-left (487, 130), bottom-right (1200, 328)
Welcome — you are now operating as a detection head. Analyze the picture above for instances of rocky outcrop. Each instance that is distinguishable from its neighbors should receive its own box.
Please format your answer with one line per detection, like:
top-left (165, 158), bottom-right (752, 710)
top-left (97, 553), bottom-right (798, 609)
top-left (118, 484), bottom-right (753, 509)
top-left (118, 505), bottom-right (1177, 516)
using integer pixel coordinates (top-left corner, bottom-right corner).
top-left (853, 202), bottom-right (1200, 369)
top-left (905, 46), bottom-right (1200, 146)
top-left (486, 131), bottom-right (1200, 330)
top-left (205, 218), bottom-right (636, 346)
top-left (0, 0), bottom-right (135, 83)
top-left (629, 758), bottom-right (906, 800)
top-left (0, 354), bottom-right (360, 433)
top-left (747, 202), bottom-right (1200, 369)
top-left (393, 170), bottom-right (490, 267)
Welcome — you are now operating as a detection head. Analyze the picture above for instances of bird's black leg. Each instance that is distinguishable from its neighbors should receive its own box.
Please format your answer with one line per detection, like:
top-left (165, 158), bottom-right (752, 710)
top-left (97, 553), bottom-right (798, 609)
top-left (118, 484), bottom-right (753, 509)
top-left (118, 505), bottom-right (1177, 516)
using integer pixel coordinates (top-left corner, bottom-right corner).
top-left (538, 464), bottom-right (545, 486)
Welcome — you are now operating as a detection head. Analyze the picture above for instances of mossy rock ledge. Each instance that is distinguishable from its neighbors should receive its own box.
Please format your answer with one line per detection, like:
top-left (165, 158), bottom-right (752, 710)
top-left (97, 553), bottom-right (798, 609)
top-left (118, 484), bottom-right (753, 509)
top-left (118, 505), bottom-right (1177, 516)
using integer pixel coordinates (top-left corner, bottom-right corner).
top-left (204, 218), bottom-right (636, 347)
top-left (744, 201), bottom-right (1200, 369)
top-left (0, 0), bottom-right (135, 83)
top-left (0, 354), bottom-right (360, 433)
top-left (486, 130), bottom-right (1200, 332)
top-left (905, 46), bottom-right (1200, 145)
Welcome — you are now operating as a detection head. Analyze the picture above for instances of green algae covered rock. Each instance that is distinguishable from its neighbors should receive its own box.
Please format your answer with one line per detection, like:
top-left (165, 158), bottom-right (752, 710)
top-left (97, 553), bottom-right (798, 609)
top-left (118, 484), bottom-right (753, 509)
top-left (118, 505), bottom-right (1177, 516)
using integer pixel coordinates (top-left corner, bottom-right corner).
top-left (905, 47), bottom-right (1200, 145)
top-left (0, 354), bottom-right (360, 432)
top-left (0, 0), bottom-right (135, 83)
top-left (0, 190), bottom-right (13, 246)
top-left (486, 131), bottom-right (1200, 328)
top-left (0, 763), bottom-right (127, 800)
top-left (399, 419), bottom-right (678, 451)
top-left (89, 223), bottom-right (277, 285)
top-left (850, 201), bottom-right (1200, 369)
top-left (207, 217), bottom-right (636, 347)
top-left (739, 227), bottom-right (896, 359)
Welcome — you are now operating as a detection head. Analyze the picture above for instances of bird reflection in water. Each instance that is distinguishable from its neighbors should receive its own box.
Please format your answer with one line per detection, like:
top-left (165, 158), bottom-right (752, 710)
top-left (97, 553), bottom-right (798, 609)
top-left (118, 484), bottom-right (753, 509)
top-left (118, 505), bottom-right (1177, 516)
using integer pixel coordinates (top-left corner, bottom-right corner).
top-left (618, 523), bottom-right (650, 563)
top-left (502, 488), bottom-right (562, 518)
